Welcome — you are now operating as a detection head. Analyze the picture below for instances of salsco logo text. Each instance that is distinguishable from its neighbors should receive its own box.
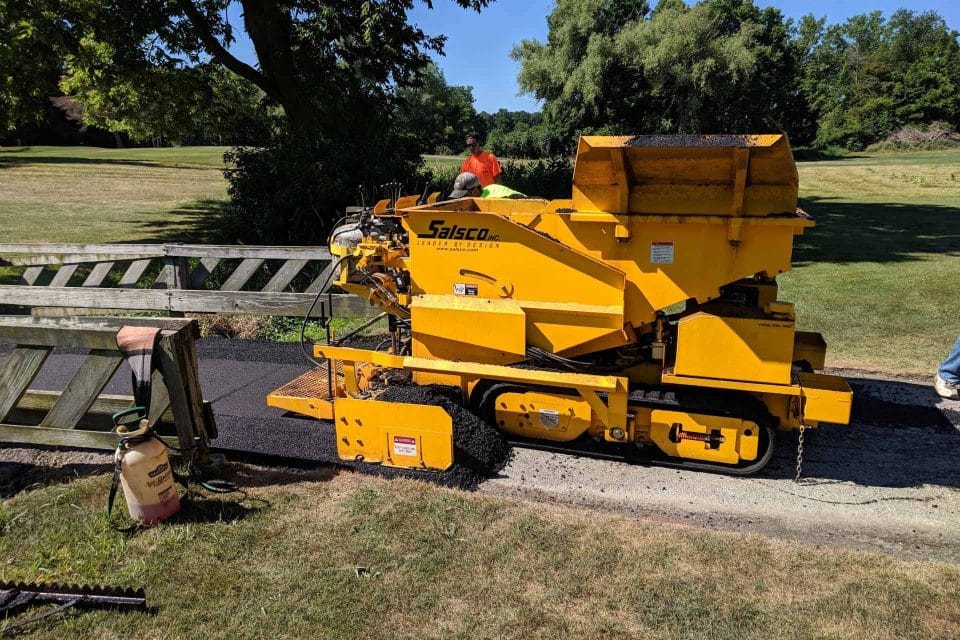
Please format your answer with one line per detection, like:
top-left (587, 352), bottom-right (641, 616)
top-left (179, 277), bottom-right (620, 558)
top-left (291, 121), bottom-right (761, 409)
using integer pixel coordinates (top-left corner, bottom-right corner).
top-left (421, 219), bottom-right (498, 241)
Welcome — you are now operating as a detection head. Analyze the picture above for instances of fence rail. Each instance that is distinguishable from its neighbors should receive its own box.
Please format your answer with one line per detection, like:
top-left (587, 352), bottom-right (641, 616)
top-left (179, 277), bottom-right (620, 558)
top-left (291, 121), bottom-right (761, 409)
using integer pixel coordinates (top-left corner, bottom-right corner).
top-left (0, 243), bottom-right (375, 317)
top-left (0, 316), bottom-right (213, 456)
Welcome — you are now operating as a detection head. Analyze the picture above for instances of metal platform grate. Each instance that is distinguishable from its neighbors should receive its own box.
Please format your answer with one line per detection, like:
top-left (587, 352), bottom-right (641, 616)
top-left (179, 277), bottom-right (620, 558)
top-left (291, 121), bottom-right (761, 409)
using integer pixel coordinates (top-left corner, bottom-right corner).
top-left (267, 360), bottom-right (343, 419)
top-left (271, 362), bottom-right (341, 400)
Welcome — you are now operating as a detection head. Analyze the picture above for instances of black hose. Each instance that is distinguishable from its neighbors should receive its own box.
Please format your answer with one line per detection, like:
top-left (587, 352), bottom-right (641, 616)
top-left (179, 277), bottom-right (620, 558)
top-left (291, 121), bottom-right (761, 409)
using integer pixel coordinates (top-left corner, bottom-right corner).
top-left (300, 256), bottom-right (348, 368)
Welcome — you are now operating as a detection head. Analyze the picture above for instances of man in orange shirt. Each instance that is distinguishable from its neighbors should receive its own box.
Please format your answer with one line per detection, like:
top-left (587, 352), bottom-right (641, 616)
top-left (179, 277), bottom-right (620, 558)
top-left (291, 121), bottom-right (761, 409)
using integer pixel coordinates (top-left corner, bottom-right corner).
top-left (460, 132), bottom-right (501, 187)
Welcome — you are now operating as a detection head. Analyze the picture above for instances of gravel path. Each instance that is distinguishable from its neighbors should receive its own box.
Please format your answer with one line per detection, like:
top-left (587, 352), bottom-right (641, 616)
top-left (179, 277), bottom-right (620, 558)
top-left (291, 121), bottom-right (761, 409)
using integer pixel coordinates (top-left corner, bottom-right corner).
top-left (482, 369), bottom-right (960, 563)
top-left (2, 339), bottom-right (957, 561)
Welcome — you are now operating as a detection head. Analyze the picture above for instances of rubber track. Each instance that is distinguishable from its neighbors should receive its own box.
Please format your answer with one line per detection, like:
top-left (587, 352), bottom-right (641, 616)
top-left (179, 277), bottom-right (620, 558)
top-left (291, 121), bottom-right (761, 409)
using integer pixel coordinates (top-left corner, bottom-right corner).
top-left (506, 426), bottom-right (776, 477)
top-left (477, 382), bottom-right (778, 476)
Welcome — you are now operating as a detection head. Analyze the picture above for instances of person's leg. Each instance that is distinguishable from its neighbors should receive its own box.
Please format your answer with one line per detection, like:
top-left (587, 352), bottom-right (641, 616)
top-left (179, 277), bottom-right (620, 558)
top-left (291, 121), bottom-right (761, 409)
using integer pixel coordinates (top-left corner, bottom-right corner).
top-left (937, 336), bottom-right (960, 385)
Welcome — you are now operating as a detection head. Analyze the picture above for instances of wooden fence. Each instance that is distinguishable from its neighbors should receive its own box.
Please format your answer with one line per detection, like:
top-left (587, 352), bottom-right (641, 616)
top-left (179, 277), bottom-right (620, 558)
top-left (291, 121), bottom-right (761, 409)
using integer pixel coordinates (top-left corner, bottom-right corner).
top-left (0, 243), bottom-right (375, 317)
top-left (0, 316), bottom-right (213, 457)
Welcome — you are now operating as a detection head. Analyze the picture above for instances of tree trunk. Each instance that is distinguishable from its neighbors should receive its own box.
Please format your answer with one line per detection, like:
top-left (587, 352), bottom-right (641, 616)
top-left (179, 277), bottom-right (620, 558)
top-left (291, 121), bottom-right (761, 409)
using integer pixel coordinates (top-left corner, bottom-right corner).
top-left (239, 0), bottom-right (320, 136)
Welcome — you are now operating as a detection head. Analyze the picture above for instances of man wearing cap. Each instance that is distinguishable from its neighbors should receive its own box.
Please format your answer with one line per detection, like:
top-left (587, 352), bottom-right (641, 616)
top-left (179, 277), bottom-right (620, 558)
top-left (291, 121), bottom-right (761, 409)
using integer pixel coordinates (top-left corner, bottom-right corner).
top-left (461, 132), bottom-right (502, 187)
top-left (448, 172), bottom-right (526, 200)
top-left (448, 172), bottom-right (483, 199)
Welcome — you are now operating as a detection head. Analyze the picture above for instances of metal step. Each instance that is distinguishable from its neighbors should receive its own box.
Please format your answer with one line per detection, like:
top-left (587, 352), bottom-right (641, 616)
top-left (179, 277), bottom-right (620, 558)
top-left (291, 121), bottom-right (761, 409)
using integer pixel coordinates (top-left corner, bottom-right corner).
top-left (267, 361), bottom-right (342, 420)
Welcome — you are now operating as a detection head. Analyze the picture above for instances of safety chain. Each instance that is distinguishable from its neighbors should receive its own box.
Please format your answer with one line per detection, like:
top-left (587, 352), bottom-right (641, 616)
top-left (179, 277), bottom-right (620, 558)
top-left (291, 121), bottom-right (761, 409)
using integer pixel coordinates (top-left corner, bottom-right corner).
top-left (794, 424), bottom-right (806, 483)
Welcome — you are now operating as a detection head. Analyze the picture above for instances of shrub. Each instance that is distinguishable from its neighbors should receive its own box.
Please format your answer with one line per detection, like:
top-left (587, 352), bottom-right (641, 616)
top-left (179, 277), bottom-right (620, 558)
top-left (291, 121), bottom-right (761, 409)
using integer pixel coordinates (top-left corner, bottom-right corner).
top-left (792, 146), bottom-right (849, 161)
top-left (193, 314), bottom-right (269, 340)
top-left (500, 157), bottom-right (573, 200)
top-left (426, 164), bottom-right (461, 196)
top-left (222, 132), bottom-right (424, 245)
top-left (426, 157), bottom-right (574, 200)
top-left (865, 122), bottom-right (960, 152)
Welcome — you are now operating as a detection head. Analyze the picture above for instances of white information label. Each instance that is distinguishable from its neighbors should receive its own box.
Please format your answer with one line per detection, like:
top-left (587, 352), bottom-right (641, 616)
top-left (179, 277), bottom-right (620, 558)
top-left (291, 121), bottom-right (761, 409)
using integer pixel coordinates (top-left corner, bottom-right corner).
top-left (650, 241), bottom-right (675, 264)
top-left (393, 435), bottom-right (417, 457)
top-left (539, 409), bottom-right (560, 429)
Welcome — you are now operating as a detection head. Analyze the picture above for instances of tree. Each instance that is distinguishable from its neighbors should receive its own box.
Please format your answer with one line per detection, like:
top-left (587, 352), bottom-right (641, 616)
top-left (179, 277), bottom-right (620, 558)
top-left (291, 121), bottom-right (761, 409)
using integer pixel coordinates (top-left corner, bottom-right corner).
top-left (6, 0), bottom-right (495, 242)
top-left (512, 0), bottom-right (650, 146)
top-left (5, 0), bottom-right (492, 147)
top-left (0, 1), bottom-right (73, 133)
top-left (31, 0), bottom-right (485, 140)
top-left (60, 51), bottom-right (272, 145)
top-left (801, 10), bottom-right (960, 149)
top-left (475, 109), bottom-right (567, 158)
top-left (513, 0), bottom-right (802, 140)
top-left (396, 63), bottom-right (477, 154)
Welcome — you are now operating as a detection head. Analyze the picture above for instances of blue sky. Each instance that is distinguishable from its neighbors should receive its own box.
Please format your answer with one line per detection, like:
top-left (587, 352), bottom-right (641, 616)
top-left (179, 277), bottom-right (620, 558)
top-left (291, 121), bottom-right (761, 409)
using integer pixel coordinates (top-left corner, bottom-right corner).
top-left (227, 0), bottom-right (960, 113)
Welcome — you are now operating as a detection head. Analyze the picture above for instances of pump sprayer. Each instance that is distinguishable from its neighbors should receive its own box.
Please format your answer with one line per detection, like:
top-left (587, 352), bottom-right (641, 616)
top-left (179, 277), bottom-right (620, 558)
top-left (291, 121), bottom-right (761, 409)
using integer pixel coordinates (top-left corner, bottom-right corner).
top-left (109, 407), bottom-right (180, 525)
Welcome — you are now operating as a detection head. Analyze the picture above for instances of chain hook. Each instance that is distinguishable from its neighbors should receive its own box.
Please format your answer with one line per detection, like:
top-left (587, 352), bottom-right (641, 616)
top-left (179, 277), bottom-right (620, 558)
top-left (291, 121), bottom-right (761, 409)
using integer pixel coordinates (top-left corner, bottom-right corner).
top-left (794, 423), bottom-right (806, 483)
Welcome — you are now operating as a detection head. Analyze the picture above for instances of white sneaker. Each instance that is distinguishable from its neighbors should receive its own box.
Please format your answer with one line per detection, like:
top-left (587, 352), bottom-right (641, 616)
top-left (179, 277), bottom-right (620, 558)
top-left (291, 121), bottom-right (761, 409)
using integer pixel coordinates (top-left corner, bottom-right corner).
top-left (934, 374), bottom-right (959, 400)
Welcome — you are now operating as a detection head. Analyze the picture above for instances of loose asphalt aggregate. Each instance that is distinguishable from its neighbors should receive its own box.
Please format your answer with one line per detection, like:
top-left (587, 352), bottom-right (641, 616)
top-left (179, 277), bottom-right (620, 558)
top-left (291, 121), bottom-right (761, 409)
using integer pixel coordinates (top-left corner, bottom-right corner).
top-left (2, 337), bottom-right (958, 561)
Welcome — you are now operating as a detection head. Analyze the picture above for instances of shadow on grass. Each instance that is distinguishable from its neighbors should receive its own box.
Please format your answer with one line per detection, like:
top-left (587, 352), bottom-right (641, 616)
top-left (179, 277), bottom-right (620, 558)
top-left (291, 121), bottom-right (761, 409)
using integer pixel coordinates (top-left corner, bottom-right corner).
top-left (166, 491), bottom-right (267, 525)
top-left (0, 199), bottom-right (234, 284)
top-left (795, 196), bottom-right (960, 264)
top-left (110, 492), bottom-right (268, 534)
top-left (793, 149), bottom-right (863, 162)
top-left (0, 458), bottom-right (112, 499)
top-left (0, 155), bottom-right (213, 171)
top-left (221, 462), bottom-right (339, 488)
top-left (122, 198), bottom-right (236, 244)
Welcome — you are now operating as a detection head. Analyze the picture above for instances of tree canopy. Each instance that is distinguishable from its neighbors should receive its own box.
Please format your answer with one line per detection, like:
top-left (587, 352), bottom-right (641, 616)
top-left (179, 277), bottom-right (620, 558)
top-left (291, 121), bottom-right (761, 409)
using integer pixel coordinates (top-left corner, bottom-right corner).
top-left (513, 0), bottom-right (960, 150)
top-left (513, 0), bottom-right (801, 144)
top-left (60, 53), bottom-right (272, 145)
top-left (396, 63), bottom-right (477, 155)
top-left (0, 1), bottom-right (73, 132)
top-left (800, 9), bottom-right (960, 149)
top-left (2, 0), bottom-right (491, 139)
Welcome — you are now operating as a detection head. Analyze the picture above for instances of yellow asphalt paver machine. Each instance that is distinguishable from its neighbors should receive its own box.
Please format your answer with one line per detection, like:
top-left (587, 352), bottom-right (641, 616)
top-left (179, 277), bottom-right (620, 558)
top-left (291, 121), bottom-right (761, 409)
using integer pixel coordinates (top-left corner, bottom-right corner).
top-left (269, 134), bottom-right (852, 476)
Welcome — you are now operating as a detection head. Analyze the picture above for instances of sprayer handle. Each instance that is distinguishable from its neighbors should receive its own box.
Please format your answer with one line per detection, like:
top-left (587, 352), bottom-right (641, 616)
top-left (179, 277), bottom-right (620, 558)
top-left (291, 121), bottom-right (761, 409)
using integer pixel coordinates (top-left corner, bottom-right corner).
top-left (113, 406), bottom-right (149, 436)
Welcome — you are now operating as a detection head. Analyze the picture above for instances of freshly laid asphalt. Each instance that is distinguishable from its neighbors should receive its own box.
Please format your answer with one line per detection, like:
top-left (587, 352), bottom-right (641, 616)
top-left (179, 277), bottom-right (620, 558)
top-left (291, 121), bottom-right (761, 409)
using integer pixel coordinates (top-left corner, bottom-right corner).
top-left (4, 337), bottom-right (959, 561)
top-left (8, 338), bottom-right (507, 489)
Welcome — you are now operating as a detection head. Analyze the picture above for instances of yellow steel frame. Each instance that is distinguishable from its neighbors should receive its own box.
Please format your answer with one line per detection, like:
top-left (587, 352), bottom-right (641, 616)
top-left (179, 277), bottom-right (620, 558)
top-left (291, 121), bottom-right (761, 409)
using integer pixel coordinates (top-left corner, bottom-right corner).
top-left (315, 345), bottom-right (631, 431)
top-left (661, 370), bottom-right (852, 426)
top-left (333, 397), bottom-right (454, 470)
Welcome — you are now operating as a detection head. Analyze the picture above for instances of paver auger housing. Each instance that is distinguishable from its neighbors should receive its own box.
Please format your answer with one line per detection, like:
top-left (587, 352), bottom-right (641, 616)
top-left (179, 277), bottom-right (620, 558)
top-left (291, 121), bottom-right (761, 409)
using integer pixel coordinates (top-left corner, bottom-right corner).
top-left (269, 134), bottom-right (852, 475)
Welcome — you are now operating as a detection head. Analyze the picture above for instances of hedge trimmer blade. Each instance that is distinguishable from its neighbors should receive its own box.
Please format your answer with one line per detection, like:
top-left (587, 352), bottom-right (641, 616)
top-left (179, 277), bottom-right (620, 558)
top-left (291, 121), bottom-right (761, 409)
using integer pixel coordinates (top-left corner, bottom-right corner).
top-left (0, 581), bottom-right (147, 635)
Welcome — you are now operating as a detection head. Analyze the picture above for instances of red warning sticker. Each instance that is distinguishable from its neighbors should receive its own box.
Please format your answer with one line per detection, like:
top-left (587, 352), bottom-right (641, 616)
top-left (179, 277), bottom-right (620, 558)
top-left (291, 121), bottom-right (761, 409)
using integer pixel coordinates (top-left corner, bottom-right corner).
top-left (393, 435), bottom-right (417, 457)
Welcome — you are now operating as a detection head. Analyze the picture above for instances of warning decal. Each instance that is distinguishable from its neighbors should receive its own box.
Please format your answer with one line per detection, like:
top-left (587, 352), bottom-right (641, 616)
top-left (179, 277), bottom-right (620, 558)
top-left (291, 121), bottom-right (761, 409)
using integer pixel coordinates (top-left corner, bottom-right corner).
top-left (650, 241), bottom-right (675, 264)
top-left (539, 409), bottom-right (560, 429)
top-left (453, 283), bottom-right (479, 296)
top-left (393, 435), bottom-right (417, 457)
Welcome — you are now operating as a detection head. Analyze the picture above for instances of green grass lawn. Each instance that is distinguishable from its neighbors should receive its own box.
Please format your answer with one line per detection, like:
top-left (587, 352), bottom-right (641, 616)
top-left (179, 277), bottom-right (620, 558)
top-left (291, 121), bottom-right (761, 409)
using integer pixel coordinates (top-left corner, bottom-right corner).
top-left (0, 471), bottom-right (957, 639)
top-left (783, 149), bottom-right (960, 374)
top-left (0, 146), bottom-right (229, 243)
top-left (423, 153), bottom-right (467, 169)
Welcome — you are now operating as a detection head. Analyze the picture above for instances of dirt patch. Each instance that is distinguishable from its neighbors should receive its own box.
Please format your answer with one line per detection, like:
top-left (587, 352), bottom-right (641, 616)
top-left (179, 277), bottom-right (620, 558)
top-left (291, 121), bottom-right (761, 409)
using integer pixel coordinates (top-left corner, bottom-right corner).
top-left (0, 445), bottom-right (112, 498)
